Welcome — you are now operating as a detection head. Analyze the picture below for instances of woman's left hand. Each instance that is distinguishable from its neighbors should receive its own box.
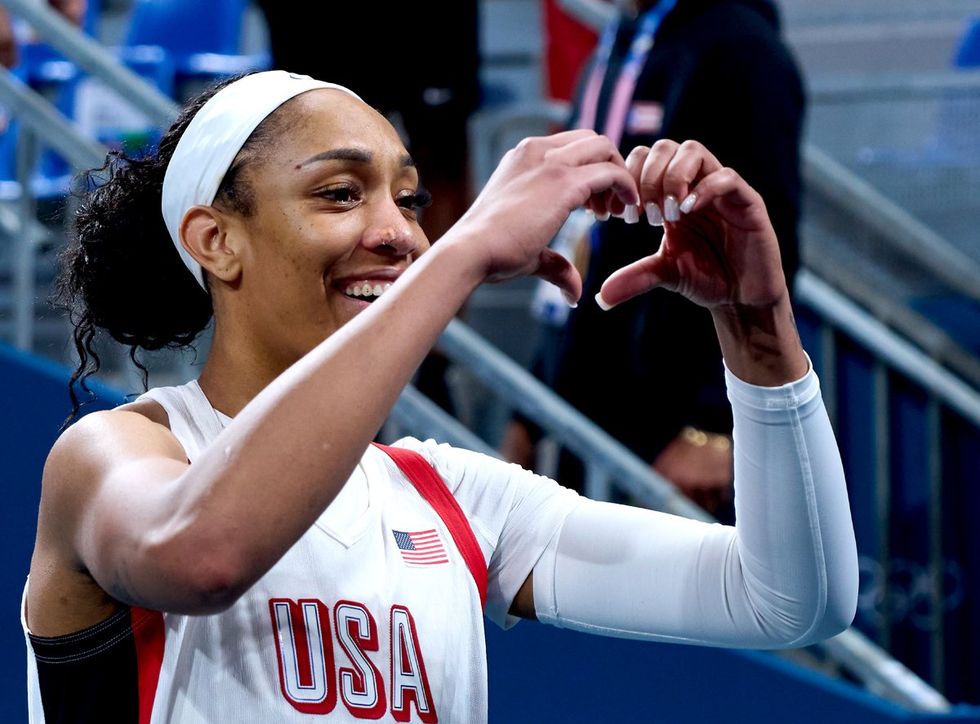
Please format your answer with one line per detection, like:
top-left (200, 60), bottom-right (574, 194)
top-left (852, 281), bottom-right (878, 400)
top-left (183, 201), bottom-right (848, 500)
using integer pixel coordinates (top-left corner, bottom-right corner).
top-left (597, 140), bottom-right (788, 311)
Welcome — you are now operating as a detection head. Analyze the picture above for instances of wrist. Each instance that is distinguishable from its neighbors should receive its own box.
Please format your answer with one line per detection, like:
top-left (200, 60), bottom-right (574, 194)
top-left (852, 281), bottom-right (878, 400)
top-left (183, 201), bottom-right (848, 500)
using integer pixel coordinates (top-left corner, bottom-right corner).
top-left (710, 294), bottom-right (809, 386)
top-left (429, 221), bottom-right (496, 288)
top-left (421, 229), bottom-right (488, 293)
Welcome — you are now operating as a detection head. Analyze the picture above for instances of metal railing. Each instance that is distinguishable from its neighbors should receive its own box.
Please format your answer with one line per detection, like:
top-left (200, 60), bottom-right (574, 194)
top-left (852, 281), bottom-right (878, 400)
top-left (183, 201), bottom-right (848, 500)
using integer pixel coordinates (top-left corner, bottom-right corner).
top-left (0, 65), bottom-right (104, 349)
top-left (797, 270), bottom-right (980, 694)
top-left (0, 0), bottom-right (958, 713)
top-left (798, 271), bottom-right (980, 429)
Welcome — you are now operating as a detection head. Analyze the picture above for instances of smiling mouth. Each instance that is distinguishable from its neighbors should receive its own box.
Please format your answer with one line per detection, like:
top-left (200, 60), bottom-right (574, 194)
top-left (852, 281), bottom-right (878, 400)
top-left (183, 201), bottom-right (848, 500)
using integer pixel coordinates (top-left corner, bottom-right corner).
top-left (343, 281), bottom-right (393, 303)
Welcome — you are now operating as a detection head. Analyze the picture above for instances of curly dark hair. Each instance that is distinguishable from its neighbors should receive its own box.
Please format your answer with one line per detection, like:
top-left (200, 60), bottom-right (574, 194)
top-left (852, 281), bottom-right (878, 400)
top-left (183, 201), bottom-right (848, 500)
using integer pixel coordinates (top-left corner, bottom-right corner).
top-left (54, 72), bottom-right (295, 425)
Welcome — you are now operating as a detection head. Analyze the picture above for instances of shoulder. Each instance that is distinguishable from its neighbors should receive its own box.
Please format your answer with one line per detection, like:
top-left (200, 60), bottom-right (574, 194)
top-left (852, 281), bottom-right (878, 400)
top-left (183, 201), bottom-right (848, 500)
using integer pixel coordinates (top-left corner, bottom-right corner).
top-left (48, 399), bottom-right (182, 478)
top-left (387, 437), bottom-right (581, 524)
top-left (42, 402), bottom-right (187, 532)
top-left (387, 437), bottom-right (521, 493)
top-left (669, 2), bottom-right (795, 66)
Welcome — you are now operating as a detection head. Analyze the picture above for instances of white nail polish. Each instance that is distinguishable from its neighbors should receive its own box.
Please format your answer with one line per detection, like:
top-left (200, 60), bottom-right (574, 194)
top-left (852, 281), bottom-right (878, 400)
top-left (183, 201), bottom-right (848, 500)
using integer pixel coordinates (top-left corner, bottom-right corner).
top-left (595, 210), bottom-right (611, 221)
top-left (645, 202), bottom-right (663, 226)
top-left (680, 193), bottom-right (698, 214)
top-left (623, 205), bottom-right (640, 224)
top-left (664, 195), bottom-right (680, 222)
top-left (595, 292), bottom-right (614, 311)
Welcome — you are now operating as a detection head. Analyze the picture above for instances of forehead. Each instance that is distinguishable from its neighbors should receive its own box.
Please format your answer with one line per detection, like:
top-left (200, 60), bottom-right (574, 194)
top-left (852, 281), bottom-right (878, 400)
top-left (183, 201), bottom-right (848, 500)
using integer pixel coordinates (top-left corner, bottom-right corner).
top-left (272, 88), bottom-right (408, 167)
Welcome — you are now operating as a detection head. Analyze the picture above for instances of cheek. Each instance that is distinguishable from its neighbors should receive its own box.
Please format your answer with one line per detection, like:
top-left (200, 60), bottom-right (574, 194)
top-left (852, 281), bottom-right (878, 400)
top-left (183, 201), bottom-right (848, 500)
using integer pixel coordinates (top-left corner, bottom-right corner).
top-left (260, 219), bottom-right (357, 284)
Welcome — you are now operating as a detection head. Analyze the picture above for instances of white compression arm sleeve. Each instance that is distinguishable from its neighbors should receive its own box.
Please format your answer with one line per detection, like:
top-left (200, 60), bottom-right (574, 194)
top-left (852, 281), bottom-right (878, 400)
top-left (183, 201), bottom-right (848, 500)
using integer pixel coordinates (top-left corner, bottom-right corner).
top-left (532, 364), bottom-right (859, 648)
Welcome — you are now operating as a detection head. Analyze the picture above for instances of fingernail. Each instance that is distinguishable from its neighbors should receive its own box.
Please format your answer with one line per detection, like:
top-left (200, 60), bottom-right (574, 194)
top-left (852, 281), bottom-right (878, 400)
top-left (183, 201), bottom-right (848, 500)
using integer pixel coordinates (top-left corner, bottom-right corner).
top-left (562, 290), bottom-right (579, 308)
top-left (595, 210), bottom-right (610, 222)
top-left (664, 195), bottom-right (680, 222)
top-left (623, 204), bottom-right (640, 224)
top-left (645, 202), bottom-right (663, 226)
top-left (594, 292), bottom-right (614, 311)
top-left (680, 192), bottom-right (698, 214)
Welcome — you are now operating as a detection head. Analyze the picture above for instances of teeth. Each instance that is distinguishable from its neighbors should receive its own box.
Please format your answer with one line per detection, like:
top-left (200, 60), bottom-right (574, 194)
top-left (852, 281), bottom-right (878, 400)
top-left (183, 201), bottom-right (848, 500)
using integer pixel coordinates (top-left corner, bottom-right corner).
top-left (344, 281), bottom-right (393, 299)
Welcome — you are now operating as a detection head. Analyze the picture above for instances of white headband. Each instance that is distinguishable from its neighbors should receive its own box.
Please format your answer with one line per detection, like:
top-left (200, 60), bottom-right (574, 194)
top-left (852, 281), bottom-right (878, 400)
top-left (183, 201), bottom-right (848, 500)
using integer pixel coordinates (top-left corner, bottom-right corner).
top-left (161, 70), bottom-right (360, 290)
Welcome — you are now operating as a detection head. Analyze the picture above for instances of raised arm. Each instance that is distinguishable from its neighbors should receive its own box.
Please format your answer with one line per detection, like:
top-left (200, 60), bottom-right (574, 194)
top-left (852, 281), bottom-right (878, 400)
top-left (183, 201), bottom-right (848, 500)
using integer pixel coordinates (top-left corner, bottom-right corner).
top-left (33, 131), bottom-right (639, 623)
top-left (512, 140), bottom-right (857, 647)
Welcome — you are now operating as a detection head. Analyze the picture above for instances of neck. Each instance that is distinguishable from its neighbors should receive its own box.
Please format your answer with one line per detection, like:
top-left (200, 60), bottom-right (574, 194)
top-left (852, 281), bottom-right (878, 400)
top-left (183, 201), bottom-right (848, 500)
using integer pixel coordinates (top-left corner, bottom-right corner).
top-left (197, 319), bottom-right (298, 418)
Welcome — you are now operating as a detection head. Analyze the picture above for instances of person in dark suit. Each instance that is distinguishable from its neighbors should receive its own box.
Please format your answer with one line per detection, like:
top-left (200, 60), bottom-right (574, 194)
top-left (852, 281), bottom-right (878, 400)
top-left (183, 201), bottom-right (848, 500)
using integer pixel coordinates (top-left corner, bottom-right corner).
top-left (504, 0), bottom-right (805, 520)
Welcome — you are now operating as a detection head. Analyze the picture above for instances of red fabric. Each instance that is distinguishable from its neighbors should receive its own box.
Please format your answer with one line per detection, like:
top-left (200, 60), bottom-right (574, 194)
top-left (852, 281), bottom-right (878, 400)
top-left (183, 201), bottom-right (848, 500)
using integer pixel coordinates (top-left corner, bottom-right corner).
top-left (131, 607), bottom-right (165, 724)
top-left (543, 0), bottom-right (600, 101)
top-left (374, 444), bottom-right (488, 607)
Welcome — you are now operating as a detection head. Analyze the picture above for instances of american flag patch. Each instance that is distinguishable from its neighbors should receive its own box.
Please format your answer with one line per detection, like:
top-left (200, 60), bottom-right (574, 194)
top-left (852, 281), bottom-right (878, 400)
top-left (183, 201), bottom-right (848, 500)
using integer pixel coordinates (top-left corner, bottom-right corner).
top-left (626, 101), bottom-right (664, 135)
top-left (392, 529), bottom-right (449, 567)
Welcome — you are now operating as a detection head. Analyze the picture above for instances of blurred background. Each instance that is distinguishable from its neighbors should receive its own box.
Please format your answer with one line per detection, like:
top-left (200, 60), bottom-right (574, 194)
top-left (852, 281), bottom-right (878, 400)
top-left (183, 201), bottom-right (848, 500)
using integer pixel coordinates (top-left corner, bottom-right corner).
top-left (1, 0), bottom-right (979, 721)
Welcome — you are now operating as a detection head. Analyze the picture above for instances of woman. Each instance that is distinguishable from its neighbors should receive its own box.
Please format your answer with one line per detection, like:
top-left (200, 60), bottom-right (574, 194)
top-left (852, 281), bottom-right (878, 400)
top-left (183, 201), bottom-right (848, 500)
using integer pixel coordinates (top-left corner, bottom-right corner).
top-left (24, 71), bottom-right (857, 723)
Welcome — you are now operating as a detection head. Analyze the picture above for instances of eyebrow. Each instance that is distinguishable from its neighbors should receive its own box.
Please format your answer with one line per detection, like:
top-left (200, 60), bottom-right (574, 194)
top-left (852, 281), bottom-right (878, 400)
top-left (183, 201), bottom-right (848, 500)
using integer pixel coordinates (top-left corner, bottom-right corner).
top-left (297, 148), bottom-right (416, 169)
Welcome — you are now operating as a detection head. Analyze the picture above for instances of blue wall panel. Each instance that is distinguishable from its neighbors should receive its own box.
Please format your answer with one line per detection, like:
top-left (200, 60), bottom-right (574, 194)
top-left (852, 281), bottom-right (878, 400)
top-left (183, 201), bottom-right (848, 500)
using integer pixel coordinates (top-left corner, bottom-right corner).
top-left (485, 621), bottom-right (980, 723)
top-left (1, 343), bottom-right (123, 724)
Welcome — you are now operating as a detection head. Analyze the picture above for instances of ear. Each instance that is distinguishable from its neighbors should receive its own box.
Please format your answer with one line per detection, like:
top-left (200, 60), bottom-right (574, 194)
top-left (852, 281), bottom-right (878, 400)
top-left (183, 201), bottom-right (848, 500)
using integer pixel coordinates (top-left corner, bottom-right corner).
top-left (179, 205), bottom-right (242, 286)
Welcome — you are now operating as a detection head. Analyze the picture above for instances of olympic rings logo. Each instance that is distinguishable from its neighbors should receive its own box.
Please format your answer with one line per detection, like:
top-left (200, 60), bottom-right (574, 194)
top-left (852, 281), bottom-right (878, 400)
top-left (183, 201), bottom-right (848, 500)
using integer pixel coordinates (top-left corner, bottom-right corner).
top-left (856, 555), bottom-right (965, 632)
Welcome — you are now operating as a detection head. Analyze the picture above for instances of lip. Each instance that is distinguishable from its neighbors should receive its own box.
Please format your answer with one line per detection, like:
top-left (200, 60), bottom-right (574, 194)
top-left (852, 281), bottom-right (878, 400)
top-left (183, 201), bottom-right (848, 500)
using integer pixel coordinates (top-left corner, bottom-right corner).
top-left (331, 267), bottom-right (405, 290)
top-left (330, 267), bottom-right (405, 311)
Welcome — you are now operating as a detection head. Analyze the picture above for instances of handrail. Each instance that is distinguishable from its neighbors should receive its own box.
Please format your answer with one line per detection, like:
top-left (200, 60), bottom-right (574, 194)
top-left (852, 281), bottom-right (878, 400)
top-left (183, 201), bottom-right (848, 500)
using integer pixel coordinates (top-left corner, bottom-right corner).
top-left (0, 0), bottom-right (178, 127)
top-left (808, 69), bottom-right (980, 100)
top-left (392, 384), bottom-right (499, 458)
top-left (803, 146), bottom-right (980, 301)
top-left (797, 271), bottom-right (980, 424)
top-left (438, 320), bottom-right (712, 521)
top-left (0, 66), bottom-right (105, 169)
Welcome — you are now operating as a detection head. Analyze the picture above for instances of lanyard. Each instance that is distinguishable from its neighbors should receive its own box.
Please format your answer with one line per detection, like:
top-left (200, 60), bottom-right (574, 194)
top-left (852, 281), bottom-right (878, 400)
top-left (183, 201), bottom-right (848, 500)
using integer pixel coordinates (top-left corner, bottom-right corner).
top-left (575, 0), bottom-right (676, 146)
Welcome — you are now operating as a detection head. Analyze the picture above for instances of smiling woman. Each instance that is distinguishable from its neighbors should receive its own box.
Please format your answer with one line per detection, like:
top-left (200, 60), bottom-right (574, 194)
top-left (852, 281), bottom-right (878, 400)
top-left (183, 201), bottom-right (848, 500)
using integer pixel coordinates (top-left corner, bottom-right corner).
top-left (25, 70), bottom-right (858, 723)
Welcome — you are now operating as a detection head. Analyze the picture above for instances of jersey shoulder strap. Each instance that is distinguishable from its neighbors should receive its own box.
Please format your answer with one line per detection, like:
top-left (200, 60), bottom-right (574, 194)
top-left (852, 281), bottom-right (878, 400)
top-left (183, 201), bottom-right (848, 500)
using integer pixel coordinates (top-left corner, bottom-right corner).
top-left (373, 444), bottom-right (488, 607)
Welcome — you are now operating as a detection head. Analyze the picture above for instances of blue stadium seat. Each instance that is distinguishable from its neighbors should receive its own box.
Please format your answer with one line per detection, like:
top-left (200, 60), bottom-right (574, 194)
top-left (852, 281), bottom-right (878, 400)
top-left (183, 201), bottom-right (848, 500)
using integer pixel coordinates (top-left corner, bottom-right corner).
top-left (9, 0), bottom-right (100, 199)
top-left (13, 39), bottom-right (176, 199)
top-left (124, 0), bottom-right (269, 93)
top-left (953, 16), bottom-right (980, 68)
top-left (0, 115), bottom-right (22, 201)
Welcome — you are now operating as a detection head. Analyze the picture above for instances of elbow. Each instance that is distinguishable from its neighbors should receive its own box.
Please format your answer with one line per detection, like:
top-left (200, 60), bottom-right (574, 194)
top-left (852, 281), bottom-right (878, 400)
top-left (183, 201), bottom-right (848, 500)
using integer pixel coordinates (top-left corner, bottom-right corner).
top-left (180, 554), bottom-right (251, 614)
top-left (789, 595), bottom-right (855, 648)
top-left (799, 555), bottom-right (860, 646)
top-left (763, 575), bottom-right (858, 650)
top-left (144, 527), bottom-right (252, 615)
top-left (806, 574), bottom-right (858, 645)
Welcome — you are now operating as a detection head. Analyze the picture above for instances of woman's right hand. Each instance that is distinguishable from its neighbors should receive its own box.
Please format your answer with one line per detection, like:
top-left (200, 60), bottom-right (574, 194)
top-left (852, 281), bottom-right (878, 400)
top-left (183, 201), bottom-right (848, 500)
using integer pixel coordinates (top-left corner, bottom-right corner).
top-left (447, 130), bottom-right (638, 305)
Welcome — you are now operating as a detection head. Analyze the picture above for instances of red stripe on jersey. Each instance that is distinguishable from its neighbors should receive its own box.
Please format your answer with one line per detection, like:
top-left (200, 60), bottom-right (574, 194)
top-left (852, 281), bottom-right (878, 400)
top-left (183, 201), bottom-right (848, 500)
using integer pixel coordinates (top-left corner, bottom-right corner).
top-left (375, 444), bottom-right (488, 607)
top-left (131, 607), bottom-right (165, 724)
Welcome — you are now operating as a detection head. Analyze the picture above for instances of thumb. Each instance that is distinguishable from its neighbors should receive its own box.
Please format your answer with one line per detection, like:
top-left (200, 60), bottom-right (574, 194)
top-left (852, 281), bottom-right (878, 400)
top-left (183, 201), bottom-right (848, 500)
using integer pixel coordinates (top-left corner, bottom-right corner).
top-left (534, 248), bottom-right (583, 307)
top-left (596, 251), bottom-right (678, 310)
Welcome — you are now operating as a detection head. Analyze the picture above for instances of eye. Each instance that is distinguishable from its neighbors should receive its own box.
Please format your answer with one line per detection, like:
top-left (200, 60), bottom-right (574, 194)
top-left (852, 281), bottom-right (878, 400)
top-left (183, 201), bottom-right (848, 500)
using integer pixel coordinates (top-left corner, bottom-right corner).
top-left (315, 184), bottom-right (362, 205)
top-left (396, 189), bottom-right (433, 213)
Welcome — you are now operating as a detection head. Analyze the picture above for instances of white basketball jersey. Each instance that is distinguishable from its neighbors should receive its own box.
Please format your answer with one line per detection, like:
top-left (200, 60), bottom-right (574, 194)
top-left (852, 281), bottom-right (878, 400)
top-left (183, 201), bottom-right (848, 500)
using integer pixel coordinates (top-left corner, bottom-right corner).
top-left (24, 380), bottom-right (580, 723)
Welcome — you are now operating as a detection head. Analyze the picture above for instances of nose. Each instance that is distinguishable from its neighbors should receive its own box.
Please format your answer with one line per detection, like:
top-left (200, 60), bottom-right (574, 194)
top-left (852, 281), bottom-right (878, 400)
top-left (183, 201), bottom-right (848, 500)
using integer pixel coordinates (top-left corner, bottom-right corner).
top-left (361, 200), bottom-right (421, 257)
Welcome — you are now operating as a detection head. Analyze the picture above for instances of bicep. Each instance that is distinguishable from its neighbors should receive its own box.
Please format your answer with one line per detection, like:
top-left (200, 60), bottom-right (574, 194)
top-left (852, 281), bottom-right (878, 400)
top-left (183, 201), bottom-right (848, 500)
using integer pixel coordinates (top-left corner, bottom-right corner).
top-left (40, 410), bottom-right (194, 607)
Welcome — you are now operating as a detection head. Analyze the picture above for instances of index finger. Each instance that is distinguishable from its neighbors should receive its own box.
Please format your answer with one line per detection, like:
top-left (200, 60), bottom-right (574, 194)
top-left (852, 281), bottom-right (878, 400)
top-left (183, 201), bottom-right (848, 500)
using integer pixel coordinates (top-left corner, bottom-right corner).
top-left (660, 140), bottom-right (724, 213)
